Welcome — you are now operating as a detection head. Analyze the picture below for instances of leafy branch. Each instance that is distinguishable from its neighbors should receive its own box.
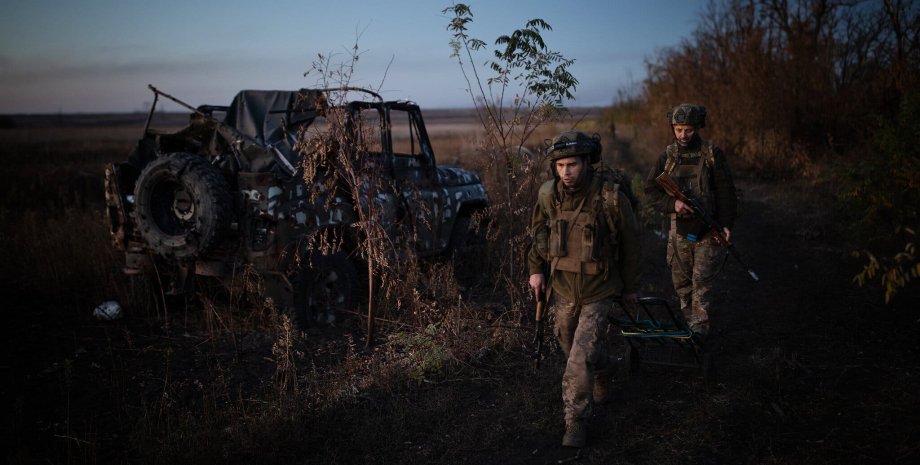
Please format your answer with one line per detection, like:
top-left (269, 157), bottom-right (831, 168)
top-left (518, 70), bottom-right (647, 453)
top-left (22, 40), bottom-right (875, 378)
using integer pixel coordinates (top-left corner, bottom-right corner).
top-left (444, 4), bottom-right (578, 160)
top-left (853, 228), bottom-right (918, 303)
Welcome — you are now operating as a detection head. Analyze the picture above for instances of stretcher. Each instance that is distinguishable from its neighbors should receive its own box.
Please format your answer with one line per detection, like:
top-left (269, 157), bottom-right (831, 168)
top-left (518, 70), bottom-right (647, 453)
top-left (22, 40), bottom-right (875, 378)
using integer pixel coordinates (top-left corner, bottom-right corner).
top-left (611, 296), bottom-right (715, 382)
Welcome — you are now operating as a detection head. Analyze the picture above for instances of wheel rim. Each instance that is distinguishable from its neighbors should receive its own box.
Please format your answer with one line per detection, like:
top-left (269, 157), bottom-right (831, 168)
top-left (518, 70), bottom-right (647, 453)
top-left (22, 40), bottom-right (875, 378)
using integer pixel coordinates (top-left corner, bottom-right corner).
top-left (149, 178), bottom-right (196, 237)
top-left (172, 190), bottom-right (195, 221)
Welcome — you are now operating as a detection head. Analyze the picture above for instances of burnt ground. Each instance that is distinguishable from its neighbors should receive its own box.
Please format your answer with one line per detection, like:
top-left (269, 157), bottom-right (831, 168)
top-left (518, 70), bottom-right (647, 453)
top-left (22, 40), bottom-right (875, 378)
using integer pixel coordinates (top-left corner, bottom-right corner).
top-left (2, 179), bottom-right (919, 464)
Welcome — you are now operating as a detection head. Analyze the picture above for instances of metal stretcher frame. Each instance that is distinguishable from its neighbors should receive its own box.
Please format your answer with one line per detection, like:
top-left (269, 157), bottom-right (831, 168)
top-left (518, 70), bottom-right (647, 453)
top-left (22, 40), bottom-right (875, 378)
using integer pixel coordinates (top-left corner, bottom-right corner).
top-left (611, 296), bottom-right (714, 381)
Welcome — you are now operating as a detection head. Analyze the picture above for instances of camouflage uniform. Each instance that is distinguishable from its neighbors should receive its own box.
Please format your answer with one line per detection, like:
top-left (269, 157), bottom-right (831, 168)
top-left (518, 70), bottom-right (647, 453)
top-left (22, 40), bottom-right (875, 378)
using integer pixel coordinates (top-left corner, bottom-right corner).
top-left (554, 294), bottom-right (618, 422)
top-left (645, 132), bottom-right (736, 333)
top-left (667, 229), bottom-right (720, 329)
top-left (528, 171), bottom-right (642, 424)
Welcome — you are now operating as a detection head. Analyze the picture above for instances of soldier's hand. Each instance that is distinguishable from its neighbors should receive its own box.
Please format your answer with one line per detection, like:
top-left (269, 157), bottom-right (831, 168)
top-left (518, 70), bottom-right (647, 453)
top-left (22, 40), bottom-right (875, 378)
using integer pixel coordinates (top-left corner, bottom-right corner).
top-left (723, 227), bottom-right (731, 241)
top-left (529, 274), bottom-right (545, 299)
top-left (675, 199), bottom-right (694, 215)
top-left (622, 293), bottom-right (638, 305)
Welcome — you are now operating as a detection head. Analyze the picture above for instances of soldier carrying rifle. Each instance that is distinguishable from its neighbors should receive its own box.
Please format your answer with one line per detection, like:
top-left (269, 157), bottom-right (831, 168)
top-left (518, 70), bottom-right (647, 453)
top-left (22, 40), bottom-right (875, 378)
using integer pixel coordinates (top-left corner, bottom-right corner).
top-left (644, 104), bottom-right (740, 339)
top-left (528, 130), bottom-right (643, 448)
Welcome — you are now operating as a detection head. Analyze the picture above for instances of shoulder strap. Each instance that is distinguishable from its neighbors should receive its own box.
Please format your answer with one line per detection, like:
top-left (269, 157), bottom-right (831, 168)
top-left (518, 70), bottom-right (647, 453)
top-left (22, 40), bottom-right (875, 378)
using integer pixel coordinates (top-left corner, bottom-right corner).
top-left (602, 180), bottom-right (620, 212)
top-left (599, 179), bottom-right (620, 236)
top-left (537, 180), bottom-right (559, 220)
top-left (664, 143), bottom-right (679, 175)
top-left (696, 140), bottom-right (716, 192)
top-left (702, 140), bottom-right (715, 169)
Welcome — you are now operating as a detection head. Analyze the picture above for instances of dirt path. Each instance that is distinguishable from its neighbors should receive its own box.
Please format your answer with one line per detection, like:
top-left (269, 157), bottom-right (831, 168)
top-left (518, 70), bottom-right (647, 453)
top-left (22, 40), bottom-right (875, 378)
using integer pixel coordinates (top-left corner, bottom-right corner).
top-left (3, 181), bottom-right (918, 464)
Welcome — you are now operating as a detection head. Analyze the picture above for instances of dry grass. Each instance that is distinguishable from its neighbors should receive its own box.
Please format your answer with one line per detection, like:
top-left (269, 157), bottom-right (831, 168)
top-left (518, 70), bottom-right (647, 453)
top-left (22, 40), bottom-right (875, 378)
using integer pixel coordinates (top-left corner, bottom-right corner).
top-left (0, 127), bottom-right (138, 310)
top-left (4, 111), bottom-right (915, 464)
top-left (0, 115), bottom-right (546, 462)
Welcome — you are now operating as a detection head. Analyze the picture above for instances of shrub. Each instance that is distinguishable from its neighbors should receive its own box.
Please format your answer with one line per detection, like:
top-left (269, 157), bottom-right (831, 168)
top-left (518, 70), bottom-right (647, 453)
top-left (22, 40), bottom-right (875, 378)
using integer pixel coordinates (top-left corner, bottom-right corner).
top-left (393, 323), bottom-right (450, 383)
top-left (841, 92), bottom-right (920, 302)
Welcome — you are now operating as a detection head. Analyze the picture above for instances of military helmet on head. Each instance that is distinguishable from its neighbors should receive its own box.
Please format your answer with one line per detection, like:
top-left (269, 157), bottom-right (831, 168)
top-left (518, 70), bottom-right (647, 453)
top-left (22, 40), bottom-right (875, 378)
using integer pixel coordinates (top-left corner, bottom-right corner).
top-left (545, 130), bottom-right (602, 164)
top-left (666, 104), bottom-right (706, 128)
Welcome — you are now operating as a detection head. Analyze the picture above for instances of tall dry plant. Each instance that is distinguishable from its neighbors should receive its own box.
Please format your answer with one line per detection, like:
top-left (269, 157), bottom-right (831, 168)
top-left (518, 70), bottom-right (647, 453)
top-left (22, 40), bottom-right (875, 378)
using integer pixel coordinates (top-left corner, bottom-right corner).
top-left (299, 47), bottom-right (393, 345)
top-left (273, 315), bottom-right (305, 393)
top-left (443, 3), bottom-right (579, 313)
top-left (298, 41), bottom-right (474, 343)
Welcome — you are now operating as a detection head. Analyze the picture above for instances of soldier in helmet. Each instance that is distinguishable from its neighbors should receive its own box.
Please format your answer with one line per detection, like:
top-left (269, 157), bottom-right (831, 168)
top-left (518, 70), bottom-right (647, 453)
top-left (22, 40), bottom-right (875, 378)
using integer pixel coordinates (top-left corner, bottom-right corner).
top-left (644, 104), bottom-right (737, 339)
top-left (528, 130), bottom-right (642, 448)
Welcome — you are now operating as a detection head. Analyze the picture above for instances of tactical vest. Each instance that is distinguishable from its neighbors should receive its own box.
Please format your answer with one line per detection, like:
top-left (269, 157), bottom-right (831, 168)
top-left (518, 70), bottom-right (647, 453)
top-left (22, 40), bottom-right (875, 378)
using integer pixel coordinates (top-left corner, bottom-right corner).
top-left (534, 177), bottom-right (623, 276)
top-left (664, 140), bottom-right (716, 241)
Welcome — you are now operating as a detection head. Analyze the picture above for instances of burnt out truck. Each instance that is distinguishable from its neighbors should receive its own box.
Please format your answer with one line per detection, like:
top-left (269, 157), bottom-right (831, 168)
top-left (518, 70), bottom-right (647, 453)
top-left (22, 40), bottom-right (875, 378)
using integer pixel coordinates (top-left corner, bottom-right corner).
top-left (105, 85), bottom-right (489, 327)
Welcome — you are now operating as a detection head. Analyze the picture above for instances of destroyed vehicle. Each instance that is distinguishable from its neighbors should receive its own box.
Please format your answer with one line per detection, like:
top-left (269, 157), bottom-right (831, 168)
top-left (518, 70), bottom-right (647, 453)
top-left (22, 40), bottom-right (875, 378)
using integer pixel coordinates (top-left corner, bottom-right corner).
top-left (105, 85), bottom-right (489, 327)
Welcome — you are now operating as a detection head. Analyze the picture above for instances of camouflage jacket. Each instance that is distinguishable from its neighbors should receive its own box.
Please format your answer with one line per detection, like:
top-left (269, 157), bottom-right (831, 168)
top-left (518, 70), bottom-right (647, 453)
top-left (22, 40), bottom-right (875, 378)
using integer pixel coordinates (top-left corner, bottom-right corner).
top-left (528, 175), bottom-right (642, 304)
top-left (644, 134), bottom-right (737, 231)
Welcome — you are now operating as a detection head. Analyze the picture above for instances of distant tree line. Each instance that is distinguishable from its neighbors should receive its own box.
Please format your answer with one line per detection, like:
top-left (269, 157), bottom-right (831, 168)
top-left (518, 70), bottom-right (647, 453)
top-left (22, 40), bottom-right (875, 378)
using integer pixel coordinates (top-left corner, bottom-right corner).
top-left (608, 0), bottom-right (919, 176)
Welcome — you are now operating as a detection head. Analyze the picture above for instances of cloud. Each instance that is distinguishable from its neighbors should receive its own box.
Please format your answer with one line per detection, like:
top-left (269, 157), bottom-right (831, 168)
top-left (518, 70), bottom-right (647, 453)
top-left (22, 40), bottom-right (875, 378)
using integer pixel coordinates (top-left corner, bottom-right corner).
top-left (0, 54), bottom-right (268, 113)
top-left (0, 46), bottom-right (651, 113)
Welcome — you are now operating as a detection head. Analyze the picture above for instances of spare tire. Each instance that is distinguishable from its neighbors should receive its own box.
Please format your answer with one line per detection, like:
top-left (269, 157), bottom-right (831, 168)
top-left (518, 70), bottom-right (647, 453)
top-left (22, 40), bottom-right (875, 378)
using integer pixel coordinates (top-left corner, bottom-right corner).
top-left (134, 152), bottom-right (233, 260)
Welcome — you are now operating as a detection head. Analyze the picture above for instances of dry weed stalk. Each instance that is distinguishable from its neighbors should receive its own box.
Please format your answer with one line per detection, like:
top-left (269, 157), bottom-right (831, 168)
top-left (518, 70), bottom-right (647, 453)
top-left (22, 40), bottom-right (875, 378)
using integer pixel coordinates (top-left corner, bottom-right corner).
top-left (300, 47), bottom-right (396, 345)
top-left (298, 37), bottom-right (480, 344)
top-left (273, 315), bottom-right (305, 394)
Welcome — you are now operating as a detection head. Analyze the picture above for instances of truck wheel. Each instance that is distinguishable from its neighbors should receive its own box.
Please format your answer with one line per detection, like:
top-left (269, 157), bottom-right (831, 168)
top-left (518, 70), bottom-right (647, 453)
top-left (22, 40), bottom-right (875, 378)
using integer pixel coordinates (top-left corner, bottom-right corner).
top-left (448, 216), bottom-right (487, 287)
top-left (291, 251), bottom-right (359, 328)
top-left (134, 152), bottom-right (232, 260)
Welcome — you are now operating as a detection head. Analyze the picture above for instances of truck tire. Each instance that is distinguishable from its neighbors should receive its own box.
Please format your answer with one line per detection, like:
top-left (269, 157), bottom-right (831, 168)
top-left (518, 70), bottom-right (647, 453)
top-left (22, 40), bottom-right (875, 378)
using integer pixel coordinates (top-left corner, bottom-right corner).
top-left (447, 216), bottom-right (487, 287)
top-left (291, 251), bottom-right (359, 328)
top-left (134, 152), bottom-right (232, 260)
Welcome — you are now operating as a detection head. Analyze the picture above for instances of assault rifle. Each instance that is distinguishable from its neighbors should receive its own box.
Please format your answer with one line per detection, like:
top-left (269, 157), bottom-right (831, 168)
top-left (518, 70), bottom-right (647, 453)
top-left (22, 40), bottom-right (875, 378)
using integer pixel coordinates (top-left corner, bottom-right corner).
top-left (532, 262), bottom-right (552, 370)
top-left (532, 289), bottom-right (547, 370)
top-left (656, 172), bottom-right (760, 282)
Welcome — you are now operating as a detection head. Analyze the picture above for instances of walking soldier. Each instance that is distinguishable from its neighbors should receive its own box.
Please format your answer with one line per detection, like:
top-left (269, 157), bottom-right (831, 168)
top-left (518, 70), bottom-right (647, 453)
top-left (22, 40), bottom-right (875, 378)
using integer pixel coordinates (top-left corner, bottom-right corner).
top-left (528, 130), bottom-right (643, 448)
top-left (644, 104), bottom-right (738, 338)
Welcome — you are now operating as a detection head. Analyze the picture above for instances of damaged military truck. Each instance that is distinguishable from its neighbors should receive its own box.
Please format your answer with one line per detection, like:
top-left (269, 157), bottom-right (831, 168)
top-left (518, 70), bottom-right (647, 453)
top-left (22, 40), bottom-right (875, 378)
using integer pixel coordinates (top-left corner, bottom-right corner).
top-left (105, 85), bottom-right (489, 327)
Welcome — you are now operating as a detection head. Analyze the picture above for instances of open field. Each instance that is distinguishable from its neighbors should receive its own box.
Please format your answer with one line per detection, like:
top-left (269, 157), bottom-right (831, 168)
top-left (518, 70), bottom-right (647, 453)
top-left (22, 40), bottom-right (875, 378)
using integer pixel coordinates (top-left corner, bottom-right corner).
top-left (1, 110), bottom-right (917, 464)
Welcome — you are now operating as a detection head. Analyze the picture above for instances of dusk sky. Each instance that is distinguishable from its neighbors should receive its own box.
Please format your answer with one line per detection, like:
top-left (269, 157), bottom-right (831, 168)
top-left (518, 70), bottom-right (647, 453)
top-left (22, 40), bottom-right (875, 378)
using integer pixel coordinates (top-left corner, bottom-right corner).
top-left (0, 0), bottom-right (707, 114)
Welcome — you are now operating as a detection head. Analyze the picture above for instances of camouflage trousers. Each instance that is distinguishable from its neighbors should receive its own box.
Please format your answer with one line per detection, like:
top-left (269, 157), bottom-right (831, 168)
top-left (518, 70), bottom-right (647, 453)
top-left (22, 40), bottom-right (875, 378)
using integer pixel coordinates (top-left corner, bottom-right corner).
top-left (553, 294), bottom-right (620, 422)
top-left (668, 229), bottom-right (721, 332)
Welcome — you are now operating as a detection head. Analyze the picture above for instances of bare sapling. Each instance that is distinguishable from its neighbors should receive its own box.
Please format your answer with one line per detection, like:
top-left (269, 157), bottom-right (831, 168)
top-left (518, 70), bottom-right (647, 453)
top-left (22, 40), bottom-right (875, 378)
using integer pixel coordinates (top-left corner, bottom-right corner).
top-left (444, 3), bottom-right (579, 314)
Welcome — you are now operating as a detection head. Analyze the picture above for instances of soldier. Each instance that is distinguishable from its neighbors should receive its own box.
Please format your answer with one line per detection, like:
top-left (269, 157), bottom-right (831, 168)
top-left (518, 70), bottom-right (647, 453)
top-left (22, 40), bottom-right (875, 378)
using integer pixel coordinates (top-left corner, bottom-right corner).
top-left (644, 104), bottom-right (737, 339)
top-left (528, 130), bottom-right (642, 448)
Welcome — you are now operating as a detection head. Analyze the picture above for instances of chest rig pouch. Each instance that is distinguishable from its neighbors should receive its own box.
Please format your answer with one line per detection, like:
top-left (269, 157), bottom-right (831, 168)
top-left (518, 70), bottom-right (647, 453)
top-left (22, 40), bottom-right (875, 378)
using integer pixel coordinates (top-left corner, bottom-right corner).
top-left (546, 184), bottom-right (606, 275)
top-left (664, 142), bottom-right (715, 242)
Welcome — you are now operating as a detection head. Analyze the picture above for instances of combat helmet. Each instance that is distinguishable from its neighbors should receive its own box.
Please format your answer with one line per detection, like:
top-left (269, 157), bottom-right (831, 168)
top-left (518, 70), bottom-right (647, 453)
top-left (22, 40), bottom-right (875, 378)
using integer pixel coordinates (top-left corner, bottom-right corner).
top-left (666, 104), bottom-right (706, 128)
top-left (545, 130), bottom-right (602, 164)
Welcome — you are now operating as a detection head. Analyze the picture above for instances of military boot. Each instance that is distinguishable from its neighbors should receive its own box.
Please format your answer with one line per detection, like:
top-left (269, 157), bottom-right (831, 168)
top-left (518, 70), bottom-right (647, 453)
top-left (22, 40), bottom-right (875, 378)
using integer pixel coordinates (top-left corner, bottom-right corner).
top-left (562, 420), bottom-right (587, 448)
top-left (593, 374), bottom-right (614, 404)
top-left (689, 322), bottom-right (709, 338)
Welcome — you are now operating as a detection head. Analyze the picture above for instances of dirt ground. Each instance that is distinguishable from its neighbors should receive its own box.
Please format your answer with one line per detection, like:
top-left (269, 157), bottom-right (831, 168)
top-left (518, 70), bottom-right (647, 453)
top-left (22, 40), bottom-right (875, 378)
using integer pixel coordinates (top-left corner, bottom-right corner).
top-left (2, 118), bottom-right (918, 464)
